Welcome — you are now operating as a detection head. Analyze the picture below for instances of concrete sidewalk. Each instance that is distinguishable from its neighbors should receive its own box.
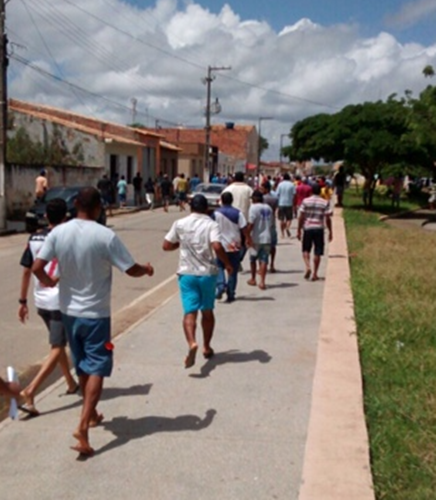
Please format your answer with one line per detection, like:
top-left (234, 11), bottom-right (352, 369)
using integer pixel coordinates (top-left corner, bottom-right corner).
top-left (0, 211), bottom-right (375, 500)
top-left (0, 229), bottom-right (325, 500)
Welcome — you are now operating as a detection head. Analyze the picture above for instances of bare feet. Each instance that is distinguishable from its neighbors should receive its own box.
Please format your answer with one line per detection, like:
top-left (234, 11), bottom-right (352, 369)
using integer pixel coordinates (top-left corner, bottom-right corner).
top-left (304, 269), bottom-right (311, 280)
top-left (311, 275), bottom-right (319, 282)
top-left (269, 267), bottom-right (276, 273)
top-left (89, 412), bottom-right (104, 428)
top-left (203, 348), bottom-right (215, 359)
top-left (185, 343), bottom-right (198, 369)
top-left (258, 283), bottom-right (266, 290)
top-left (71, 430), bottom-right (94, 456)
top-left (247, 279), bottom-right (257, 286)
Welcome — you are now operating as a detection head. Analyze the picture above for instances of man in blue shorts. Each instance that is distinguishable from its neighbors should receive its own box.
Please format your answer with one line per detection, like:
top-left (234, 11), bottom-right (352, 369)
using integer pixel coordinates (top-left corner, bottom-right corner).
top-left (163, 194), bottom-right (233, 369)
top-left (33, 187), bottom-right (154, 456)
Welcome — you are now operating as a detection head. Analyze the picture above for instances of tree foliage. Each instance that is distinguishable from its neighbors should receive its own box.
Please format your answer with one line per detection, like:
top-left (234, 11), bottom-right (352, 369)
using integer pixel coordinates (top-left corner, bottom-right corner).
top-left (284, 93), bottom-right (436, 183)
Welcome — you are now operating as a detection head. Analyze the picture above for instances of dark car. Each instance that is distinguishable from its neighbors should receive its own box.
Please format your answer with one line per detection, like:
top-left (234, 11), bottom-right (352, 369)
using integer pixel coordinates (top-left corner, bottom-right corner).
top-left (187, 183), bottom-right (225, 211)
top-left (25, 186), bottom-right (107, 233)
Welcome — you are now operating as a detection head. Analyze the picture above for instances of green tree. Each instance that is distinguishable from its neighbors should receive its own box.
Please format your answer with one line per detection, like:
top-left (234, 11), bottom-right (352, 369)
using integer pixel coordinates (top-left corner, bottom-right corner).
top-left (260, 135), bottom-right (269, 156)
top-left (285, 97), bottom-right (434, 208)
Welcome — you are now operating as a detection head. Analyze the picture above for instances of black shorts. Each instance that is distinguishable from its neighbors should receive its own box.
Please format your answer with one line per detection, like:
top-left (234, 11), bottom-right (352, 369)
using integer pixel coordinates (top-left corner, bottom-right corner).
top-left (37, 308), bottom-right (67, 347)
top-left (278, 206), bottom-right (293, 221)
top-left (302, 229), bottom-right (325, 256)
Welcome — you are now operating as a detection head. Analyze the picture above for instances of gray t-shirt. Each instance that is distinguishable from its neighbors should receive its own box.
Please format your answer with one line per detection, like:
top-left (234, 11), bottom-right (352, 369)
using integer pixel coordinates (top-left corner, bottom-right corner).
top-left (248, 203), bottom-right (273, 244)
top-left (38, 219), bottom-right (135, 319)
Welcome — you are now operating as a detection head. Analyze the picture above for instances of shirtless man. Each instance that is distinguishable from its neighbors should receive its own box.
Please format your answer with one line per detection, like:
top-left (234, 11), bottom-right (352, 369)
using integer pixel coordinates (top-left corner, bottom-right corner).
top-left (35, 169), bottom-right (48, 203)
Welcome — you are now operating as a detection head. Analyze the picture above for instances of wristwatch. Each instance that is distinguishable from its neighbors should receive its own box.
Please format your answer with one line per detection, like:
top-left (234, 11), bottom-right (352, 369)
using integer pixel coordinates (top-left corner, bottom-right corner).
top-left (18, 299), bottom-right (27, 305)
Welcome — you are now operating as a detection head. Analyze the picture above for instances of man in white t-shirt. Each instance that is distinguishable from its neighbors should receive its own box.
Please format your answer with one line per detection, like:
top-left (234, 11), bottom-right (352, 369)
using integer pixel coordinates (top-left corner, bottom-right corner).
top-left (33, 187), bottom-right (154, 457)
top-left (163, 194), bottom-right (232, 369)
top-left (223, 171), bottom-right (253, 264)
top-left (18, 198), bottom-right (78, 417)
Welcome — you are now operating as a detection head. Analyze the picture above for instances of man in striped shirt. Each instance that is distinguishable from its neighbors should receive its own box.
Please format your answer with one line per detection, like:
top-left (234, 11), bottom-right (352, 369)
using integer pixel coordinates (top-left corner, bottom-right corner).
top-left (297, 183), bottom-right (333, 282)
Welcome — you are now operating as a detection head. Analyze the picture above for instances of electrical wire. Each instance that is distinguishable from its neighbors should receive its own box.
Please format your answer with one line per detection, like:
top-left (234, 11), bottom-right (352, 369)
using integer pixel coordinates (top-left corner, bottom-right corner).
top-left (19, 0), bottom-right (92, 112)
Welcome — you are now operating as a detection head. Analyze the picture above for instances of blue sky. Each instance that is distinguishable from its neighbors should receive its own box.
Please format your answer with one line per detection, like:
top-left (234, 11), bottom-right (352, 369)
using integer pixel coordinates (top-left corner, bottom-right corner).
top-left (129, 0), bottom-right (436, 46)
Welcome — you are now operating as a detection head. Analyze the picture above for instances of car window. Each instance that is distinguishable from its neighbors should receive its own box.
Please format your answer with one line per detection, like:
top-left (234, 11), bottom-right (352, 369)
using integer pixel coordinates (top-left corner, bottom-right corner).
top-left (195, 184), bottom-right (223, 194)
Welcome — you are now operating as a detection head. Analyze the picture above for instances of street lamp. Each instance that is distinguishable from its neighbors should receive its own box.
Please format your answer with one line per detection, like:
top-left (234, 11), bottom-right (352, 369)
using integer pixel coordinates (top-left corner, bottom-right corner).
top-left (257, 116), bottom-right (273, 174)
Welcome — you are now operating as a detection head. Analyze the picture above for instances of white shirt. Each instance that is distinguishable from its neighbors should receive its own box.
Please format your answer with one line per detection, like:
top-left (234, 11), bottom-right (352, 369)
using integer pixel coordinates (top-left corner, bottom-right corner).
top-left (20, 229), bottom-right (59, 311)
top-left (38, 219), bottom-right (135, 318)
top-left (165, 213), bottom-right (221, 276)
top-left (222, 183), bottom-right (253, 220)
top-left (213, 206), bottom-right (247, 252)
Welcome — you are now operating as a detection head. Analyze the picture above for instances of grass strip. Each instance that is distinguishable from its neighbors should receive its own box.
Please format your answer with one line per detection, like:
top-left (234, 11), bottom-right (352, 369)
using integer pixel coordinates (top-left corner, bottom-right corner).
top-left (344, 193), bottom-right (436, 499)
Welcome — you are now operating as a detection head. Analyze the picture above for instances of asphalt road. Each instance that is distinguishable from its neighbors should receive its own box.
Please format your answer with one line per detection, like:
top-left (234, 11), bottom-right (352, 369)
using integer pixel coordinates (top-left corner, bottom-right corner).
top-left (0, 208), bottom-right (182, 375)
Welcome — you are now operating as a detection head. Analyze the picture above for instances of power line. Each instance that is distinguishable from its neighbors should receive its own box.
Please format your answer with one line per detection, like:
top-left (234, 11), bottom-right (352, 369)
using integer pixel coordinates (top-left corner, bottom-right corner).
top-left (19, 0), bottom-right (91, 112)
top-left (10, 54), bottom-right (180, 126)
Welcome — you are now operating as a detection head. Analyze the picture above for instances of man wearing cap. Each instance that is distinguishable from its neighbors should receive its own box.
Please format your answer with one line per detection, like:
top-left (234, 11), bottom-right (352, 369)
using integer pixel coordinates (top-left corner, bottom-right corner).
top-left (247, 190), bottom-right (273, 290)
top-left (163, 194), bottom-right (233, 368)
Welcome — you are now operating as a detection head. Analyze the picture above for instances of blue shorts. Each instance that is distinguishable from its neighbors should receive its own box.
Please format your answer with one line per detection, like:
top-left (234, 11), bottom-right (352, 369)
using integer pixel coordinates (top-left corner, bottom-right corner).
top-left (178, 275), bottom-right (217, 315)
top-left (249, 244), bottom-right (271, 264)
top-left (62, 314), bottom-right (113, 377)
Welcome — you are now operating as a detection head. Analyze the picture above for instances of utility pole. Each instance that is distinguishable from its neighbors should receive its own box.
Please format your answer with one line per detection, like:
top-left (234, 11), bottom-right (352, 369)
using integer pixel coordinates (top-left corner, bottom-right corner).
top-left (257, 116), bottom-right (273, 175)
top-left (0, 0), bottom-right (7, 230)
top-left (203, 65), bottom-right (231, 182)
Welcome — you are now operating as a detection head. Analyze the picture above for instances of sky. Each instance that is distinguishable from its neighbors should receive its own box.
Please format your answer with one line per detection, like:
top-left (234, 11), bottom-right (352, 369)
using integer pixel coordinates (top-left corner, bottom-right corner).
top-left (7, 0), bottom-right (436, 160)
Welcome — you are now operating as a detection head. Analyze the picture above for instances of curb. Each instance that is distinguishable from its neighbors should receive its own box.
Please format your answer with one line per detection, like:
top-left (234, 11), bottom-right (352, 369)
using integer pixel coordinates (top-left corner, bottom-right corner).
top-left (298, 208), bottom-right (375, 500)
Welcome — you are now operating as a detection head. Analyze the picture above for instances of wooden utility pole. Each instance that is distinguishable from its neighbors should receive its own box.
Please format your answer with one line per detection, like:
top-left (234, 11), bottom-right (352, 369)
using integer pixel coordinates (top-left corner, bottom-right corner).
top-left (0, 0), bottom-right (7, 230)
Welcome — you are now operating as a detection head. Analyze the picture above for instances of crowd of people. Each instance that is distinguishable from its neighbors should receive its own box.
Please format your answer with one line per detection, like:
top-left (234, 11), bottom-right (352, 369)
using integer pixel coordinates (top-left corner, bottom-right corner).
top-left (0, 169), bottom-right (340, 457)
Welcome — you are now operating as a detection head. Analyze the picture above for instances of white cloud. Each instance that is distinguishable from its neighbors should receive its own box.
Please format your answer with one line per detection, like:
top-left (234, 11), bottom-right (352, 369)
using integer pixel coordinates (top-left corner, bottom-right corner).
top-left (6, 0), bottom-right (436, 159)
top-left (387, 0), bottom-right (436, 28)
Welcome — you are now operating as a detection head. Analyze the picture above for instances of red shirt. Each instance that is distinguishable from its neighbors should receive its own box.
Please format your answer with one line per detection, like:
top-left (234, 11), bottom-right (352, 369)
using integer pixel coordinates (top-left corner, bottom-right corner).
top-left (295, 183), bottom-right (312, 207)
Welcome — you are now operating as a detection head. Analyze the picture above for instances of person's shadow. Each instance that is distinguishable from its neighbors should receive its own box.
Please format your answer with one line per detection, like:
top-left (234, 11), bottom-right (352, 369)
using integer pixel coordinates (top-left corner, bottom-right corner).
top-left (96, 409), bottom-right (217, 456)
top-left (40, 384), bottom-right (153, 416)
top-left (190, 349), bottom-right (272, 379)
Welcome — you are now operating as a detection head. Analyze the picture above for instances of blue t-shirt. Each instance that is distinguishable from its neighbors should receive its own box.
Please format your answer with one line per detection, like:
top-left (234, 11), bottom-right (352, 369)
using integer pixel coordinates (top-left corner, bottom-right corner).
top-left (276, 180), bottom-right (296, 207)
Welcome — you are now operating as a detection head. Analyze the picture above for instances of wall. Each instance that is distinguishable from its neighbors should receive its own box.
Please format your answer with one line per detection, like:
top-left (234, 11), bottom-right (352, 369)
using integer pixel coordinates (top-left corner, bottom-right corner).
top-left (10, 111), bottom-right (105, 167)
top-left (6, 164), bottom-right (104, 220)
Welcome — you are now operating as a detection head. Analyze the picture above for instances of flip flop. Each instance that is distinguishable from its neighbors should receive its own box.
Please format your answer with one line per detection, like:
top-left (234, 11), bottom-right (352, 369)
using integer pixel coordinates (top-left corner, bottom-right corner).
top-left (185, 344), bottom-right (198, 369)
top-left (65, 385), bottom-right (80, 395)
top-left (89, 413), bottom-right (104, 428)
top-left (304, 270), bottom-right (311, 280)
top-left (19, 404), bottom-right (40, 417)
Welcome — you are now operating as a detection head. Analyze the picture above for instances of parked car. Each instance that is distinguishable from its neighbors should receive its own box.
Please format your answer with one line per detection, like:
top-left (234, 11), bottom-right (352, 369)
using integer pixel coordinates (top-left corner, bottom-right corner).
top-left (187, 183), bottom-right (225, 211)
top-left (25, 186), bottom-right (107, 233)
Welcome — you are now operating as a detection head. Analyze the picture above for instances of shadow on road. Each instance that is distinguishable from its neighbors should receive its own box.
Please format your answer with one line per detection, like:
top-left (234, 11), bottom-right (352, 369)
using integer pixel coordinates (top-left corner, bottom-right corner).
top-left (96, 409), bottom-right (217, 456)
top-left (189, 349), bottom-right (272, 379)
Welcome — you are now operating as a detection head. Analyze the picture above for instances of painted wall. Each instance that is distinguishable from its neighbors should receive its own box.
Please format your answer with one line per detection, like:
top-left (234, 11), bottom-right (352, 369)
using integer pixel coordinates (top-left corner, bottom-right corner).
top-left (6, 164), bottom-right (104, 220)
top-left (10, 112), bottom-right (105, 167)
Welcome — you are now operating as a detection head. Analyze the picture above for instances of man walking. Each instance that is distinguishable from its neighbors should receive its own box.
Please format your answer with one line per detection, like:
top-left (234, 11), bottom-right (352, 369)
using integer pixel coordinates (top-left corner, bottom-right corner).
top-left (276, 173), bottom-right (296, 238)
top-left (163, 194), bottom-right (233, 368)
top-left (97, 174), bottom-right (115, 217)
top-left (160, 174), bottom-right (173, 212)
top-left (32, 187), bottom-right (154, 456)
top-left (18, 198), bottom-right (78, 416)
top-left (247, 190), bottom-right (273, 290)
top-left (213, 192), bottom-right (249, 303)
top-left (260, 181), bottom-right (278, 273)
top-left (297, 183), bottom-right (333, 281)
top-left (35, 169), bottom-right (48, 203)
top-left (132, 172), bottom-right (143, 207)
